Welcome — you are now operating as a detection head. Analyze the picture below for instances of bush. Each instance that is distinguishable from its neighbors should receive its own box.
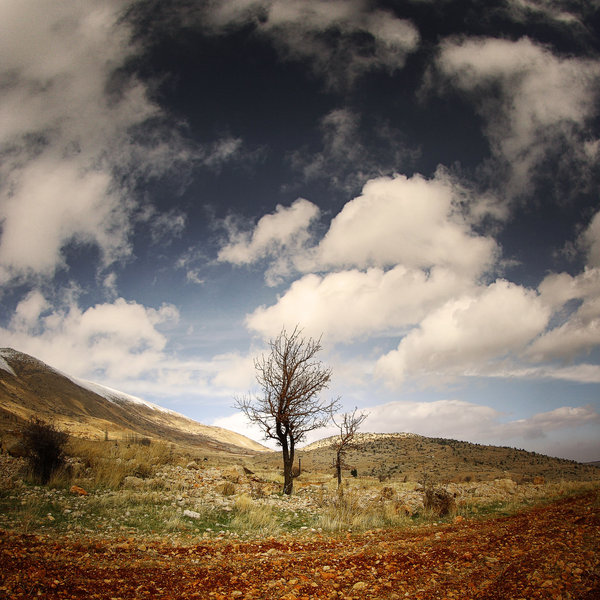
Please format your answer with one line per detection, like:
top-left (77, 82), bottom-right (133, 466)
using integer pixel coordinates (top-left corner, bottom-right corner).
top-left (21, 418), bottom-right (69, 484)
top-left (422, 484), bottom-right (455, 517)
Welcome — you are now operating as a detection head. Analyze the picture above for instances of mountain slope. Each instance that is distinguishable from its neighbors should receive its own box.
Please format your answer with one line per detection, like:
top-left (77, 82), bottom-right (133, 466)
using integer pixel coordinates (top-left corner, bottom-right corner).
top-left (0, 348), bottom-right (266, 454)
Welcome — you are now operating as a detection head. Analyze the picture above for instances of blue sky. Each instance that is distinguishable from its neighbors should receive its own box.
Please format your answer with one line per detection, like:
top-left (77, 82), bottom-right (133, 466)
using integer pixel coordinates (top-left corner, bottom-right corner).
top-left (1, 0), bottom-right (599, 461)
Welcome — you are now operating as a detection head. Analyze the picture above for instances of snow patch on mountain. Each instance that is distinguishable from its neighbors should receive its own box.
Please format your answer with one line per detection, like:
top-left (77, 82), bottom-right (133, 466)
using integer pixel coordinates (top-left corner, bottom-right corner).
top-left (73, 378), bottom-right (182, 417)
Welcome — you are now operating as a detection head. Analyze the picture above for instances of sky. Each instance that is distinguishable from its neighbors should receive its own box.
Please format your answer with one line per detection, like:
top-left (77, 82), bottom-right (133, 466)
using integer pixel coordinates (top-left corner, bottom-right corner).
top-left (1, 0), bottom-right (600, 462)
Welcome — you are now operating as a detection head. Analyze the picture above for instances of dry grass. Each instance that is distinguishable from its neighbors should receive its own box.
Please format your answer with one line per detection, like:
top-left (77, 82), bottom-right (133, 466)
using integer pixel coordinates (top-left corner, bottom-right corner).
top-left (66, 438), bottom-right (176, 489)
top-left (229, 494), bottom-right (280, 534)
top-left (314, 485), bottom-right (413, 532)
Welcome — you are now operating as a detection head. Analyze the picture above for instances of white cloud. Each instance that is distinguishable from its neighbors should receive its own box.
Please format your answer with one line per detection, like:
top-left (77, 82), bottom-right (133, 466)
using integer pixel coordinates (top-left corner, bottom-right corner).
top-left (212, 411), bottom-right (278, 450)
top-left (11, 290), bottom-right (50, 330)
top-left (202, 0), bottom-right (419, 89)
top-left (375, 280), bottom-right (551, 386)
top-left (218, 198), bottom-right (320, 285)
top-left (436, 36), bottom-right (600, 195)
top-left (527, 300), bottom-right (600, 363)
top-left (246, 266), bottom-right (475, 343)
top-left (0, 0), bottom-right (196, 284)
top-left (3, 296), bottom-right (178, 380)
top-left (505, 0), bottom-right (584, 26)
top-left (0, 290), bottom-right (265, 407)
top-left (530, 213), bottom-right (600, 363)
top-left (314, 172), bottom-right (498, 275)
top-left (581, 210), bottom-right (600, 268)
top-left (0, 158), bottom-right (130, 280)
top-left (243, 171), bottom-right (500, 343)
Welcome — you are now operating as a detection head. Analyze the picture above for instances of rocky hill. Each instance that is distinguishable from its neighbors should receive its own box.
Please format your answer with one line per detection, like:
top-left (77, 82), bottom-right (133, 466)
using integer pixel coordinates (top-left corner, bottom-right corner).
top-left (0, 348), bottom-right (266, 455)
top-left (253, 431), bottom-right (600, 483)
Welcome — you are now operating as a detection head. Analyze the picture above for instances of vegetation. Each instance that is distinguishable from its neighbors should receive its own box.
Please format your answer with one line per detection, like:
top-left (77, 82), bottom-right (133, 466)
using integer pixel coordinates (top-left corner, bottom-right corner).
top-left (20, 417), bottom-right (69, 484)
top-left (235, 326), bottom-right (339, 495)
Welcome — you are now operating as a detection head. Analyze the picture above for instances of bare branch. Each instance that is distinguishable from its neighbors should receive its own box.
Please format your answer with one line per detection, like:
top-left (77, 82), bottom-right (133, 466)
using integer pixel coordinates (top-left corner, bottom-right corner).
top-left (332, 407), bottom-right (368, 487)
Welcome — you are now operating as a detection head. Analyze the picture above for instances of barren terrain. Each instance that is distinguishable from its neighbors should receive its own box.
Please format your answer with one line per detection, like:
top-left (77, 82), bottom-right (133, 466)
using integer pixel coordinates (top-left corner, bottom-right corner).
top-left (1, 489), bottom-right (599, 599)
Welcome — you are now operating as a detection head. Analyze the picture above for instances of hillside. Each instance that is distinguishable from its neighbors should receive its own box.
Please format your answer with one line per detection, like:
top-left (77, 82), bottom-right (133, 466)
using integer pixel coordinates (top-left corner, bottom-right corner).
top-left (253, 431), bottom-right (600, 483)
top-left (0, 348), bottom-right (266, 455)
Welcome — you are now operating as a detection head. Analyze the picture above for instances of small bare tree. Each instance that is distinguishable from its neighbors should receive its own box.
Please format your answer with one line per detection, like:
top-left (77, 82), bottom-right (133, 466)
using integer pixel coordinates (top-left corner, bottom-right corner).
top-left (332, 408), bottom-right (368, 488)
top-left (236, 326), bottom-right (339, 495)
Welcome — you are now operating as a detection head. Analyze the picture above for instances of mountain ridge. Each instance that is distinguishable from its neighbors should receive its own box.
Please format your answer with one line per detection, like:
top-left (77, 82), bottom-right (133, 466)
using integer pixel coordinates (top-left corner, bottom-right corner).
top-left (0, 348), bottom-right (267, 454)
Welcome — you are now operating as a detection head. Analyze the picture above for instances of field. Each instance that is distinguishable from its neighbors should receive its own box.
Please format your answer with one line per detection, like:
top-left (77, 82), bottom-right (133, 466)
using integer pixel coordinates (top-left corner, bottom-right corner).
top-left (1, 437), bottom-right (599, 598)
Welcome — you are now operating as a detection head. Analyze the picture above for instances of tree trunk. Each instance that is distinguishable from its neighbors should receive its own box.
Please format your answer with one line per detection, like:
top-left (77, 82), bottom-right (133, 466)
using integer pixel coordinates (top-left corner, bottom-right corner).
top-left (283, 454), bottom-right (294, 495)
top-left (279, 430), bottom-right (294, 495)
top-left (336, 450), bottom-right (342, 488)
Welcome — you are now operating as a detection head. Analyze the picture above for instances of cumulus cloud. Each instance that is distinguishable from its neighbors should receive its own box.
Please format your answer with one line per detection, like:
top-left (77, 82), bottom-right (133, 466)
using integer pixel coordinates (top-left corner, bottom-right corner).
top-left (243, 171), bottom-right (500, 342)
top-left (375, 280), bottom-right (551, 386)
top-left (218, 198), bottom-right (320, 285)
top-left (246, 266), bottom-right (475, 342)
top-left (0, 159), bottom-right (130, 280)
top-left (436, 36), bottom-right (600, 196)
top-left (2, 295), bottom-right (179, 380)
top-left (314, 172), bottom-right (498, 275)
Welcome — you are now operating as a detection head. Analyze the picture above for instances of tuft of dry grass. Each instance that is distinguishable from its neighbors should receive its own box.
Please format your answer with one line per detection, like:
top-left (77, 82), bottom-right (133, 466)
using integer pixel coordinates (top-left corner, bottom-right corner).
top-left (229, 494), bottom-right (280, 534)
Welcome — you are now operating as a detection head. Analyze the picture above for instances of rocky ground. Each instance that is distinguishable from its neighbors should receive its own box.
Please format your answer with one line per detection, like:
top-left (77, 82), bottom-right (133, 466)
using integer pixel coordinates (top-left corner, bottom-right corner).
top-left (1, 489), bottom-right (599, 599)
top-left (1, 453), bottom-right (599, 599)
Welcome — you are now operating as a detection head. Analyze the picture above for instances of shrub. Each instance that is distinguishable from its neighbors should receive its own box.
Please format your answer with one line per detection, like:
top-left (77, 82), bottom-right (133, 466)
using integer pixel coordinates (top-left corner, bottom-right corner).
top-left (422, 483), bottom-right (455, 517)
top-left (21, 418), bottom-right (69, 484)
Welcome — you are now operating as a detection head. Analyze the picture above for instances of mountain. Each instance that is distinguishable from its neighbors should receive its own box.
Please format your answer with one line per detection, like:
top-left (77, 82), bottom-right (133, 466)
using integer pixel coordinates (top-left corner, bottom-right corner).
top-left (0, 348), bottom-right (267, 454)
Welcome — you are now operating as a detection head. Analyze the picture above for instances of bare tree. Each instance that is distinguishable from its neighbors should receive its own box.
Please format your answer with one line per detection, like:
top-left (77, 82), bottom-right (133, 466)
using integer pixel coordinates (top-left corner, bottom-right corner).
top-left (332, 408), bottom-right (368, 488)
top-left (236, 326), bottom-right (339, 495)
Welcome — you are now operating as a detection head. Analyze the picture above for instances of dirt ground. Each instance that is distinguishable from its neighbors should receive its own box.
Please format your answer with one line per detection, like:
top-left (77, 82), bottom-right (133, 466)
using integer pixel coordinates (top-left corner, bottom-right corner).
top-left (1, 490), bottom-right (598, 600)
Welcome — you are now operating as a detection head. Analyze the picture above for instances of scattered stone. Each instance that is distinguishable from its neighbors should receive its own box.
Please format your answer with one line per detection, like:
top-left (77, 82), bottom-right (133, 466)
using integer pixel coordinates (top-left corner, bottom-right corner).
top-left (70, 485), bottom-right (88, 496)
top-left (183, 509), bottom-right (202, 520)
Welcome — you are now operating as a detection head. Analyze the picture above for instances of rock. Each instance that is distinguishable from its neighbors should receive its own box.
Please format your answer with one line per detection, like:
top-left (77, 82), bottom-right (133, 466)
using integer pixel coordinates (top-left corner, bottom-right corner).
top-left (69, 485), bottom-right (88, 496)
top-left (533, 476), bottom-right (545, 485)
top-left (186, 461), bottom-right (199, 470)
top-left (352, 582), bottom-right (368, 591)
top-left (6, 440), bottom-right (28, 458)
top-left (183, 509), bottom-right (201, 519)
top-left (223, 465), bottom-right (246, 483)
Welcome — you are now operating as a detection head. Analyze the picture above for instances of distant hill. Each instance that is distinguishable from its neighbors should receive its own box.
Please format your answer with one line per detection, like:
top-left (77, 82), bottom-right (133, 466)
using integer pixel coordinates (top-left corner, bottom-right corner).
top-left (0, 348), bottom-right (267, 455)
top-left (254, 431), bottom-right (600, 483)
